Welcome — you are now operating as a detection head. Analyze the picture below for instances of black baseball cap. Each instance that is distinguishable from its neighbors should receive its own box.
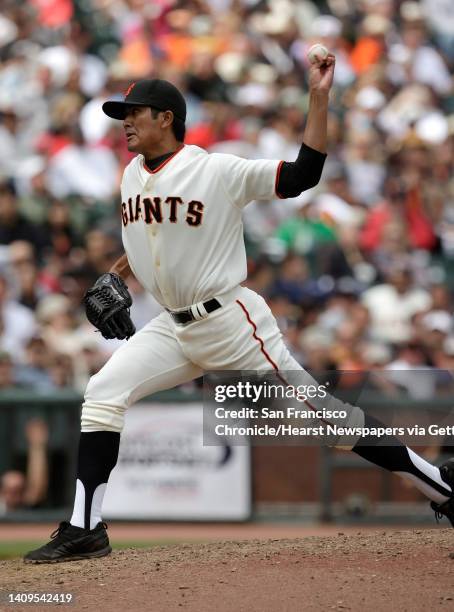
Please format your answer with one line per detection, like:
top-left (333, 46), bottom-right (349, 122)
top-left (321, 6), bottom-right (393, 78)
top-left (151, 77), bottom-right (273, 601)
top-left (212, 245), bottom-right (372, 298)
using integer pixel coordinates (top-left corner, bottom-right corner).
top-left (102, 79), bottom-right (187, 122)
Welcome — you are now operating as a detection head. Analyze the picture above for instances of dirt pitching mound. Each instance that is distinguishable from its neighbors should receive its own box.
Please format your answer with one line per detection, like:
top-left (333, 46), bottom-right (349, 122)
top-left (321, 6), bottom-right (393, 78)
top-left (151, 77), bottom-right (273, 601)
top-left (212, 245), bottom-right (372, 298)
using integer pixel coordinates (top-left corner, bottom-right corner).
top-left (1, 529), bottom-right (454, 611)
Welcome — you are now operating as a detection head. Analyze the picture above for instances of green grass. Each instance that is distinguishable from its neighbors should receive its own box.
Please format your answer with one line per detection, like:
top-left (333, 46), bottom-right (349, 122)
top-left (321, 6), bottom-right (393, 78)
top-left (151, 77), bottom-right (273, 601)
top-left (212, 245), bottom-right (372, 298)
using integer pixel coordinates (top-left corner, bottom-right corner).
top-left (0, 540), bottom-right (180, 560)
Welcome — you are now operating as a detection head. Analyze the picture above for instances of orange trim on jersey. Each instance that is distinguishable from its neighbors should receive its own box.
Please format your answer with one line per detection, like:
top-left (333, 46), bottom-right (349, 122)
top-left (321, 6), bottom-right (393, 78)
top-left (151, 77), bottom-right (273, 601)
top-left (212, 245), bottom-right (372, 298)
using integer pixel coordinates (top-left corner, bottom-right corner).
top-left (143, 145), bottom-right (185, 174)
top-left (275, 160), bottom-right (285, 199)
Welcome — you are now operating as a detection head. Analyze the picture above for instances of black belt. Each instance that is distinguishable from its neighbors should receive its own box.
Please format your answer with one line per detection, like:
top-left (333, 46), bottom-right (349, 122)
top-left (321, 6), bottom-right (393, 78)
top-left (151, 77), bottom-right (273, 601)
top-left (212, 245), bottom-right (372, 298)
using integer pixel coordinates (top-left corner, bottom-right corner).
top-left (167, 298), bottom-right (222, 325)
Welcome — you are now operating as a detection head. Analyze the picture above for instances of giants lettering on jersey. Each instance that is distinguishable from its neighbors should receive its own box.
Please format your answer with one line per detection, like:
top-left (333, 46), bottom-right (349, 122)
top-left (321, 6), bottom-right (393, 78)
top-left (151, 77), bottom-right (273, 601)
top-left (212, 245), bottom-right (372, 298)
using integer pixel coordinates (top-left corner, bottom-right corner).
top-left (121, 196), bottom-right (204, 227)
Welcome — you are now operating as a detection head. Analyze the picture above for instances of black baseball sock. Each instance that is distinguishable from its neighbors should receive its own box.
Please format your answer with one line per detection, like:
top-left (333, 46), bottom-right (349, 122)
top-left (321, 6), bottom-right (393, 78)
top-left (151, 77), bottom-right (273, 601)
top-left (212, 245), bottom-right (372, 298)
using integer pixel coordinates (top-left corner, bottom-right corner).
top-left (352, 414), bottom-right (451, 503)
top-left (70, 431), bottom-right (120, 530)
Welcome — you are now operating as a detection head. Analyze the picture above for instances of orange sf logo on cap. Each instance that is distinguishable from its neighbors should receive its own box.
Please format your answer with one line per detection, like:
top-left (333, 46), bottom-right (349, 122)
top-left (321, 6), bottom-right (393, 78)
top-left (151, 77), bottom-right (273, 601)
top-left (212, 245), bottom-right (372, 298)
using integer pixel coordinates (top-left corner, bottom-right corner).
top-left (124, 82), bottom-right (136, 97)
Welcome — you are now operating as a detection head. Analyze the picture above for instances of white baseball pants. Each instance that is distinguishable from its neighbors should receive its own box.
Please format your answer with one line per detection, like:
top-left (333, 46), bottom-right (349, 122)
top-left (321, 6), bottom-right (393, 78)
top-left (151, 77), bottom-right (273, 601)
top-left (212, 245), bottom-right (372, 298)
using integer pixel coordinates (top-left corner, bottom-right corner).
top-left (82, 286), bottom-right (364, 446)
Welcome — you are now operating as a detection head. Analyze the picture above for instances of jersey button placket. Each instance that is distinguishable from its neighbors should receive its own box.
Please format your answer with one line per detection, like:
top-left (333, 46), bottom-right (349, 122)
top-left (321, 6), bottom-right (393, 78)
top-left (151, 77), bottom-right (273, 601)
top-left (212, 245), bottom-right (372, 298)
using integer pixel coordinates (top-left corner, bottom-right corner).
top-left (141, 175), bottom-right (163, 291)
top-left (150, 223), bottom-right (161, 270)
top-left (142, 166), bottom-right (168, 301)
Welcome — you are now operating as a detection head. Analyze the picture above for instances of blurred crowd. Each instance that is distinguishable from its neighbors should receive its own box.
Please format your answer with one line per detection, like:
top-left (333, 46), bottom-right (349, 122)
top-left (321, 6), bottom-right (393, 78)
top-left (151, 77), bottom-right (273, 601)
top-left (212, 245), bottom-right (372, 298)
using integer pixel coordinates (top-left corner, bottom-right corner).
top-left (0, 418), bottom-right (48, 515)
top-left (0, 0), bottom-right (452, 400)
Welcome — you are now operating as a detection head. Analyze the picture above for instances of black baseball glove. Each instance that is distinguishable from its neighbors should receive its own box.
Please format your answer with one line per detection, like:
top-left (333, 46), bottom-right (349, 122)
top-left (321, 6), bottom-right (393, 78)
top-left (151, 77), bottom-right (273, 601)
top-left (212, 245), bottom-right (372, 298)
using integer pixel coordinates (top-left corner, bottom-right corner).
top-left (84, 273), bottom-right (136, 340)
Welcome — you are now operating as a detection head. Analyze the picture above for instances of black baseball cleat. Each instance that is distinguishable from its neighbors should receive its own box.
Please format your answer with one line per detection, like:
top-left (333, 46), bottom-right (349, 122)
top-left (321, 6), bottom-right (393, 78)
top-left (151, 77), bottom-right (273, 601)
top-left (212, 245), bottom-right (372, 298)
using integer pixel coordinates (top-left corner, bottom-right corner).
top-left (430, 458), bottom-right (454, 527)
top-left (23, 521), bottom-right (112, 564)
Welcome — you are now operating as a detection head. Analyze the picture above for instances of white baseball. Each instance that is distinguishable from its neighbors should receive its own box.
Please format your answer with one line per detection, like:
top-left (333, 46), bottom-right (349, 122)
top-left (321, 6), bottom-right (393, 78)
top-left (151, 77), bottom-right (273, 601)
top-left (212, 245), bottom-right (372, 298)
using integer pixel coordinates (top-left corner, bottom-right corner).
top-left (307, 43), bottom-right (329, 64)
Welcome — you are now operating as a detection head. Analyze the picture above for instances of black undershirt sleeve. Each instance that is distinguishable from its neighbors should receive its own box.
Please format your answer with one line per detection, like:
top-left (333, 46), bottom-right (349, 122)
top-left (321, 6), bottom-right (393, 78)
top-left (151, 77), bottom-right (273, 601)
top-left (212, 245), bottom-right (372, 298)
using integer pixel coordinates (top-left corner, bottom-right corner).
top-left (145, 145), bottom-right (326, 198)
top-left (276, 142), bottom-right (327, 199)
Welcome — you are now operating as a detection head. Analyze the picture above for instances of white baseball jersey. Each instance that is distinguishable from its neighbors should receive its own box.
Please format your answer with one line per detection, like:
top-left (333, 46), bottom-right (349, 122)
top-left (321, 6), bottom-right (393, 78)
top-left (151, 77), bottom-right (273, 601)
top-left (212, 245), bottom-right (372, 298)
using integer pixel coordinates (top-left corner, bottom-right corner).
top-left (120, 144), bottom-right (282, 310)
top-left (84, 146), bottom-right (365, 448)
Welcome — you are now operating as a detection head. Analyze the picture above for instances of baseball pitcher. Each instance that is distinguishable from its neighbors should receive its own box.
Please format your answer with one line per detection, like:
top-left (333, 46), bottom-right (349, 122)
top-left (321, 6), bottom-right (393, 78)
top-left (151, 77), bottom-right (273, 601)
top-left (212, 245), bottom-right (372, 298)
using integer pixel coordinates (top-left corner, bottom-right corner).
top-left (25, 53), bottom-right (454, 563)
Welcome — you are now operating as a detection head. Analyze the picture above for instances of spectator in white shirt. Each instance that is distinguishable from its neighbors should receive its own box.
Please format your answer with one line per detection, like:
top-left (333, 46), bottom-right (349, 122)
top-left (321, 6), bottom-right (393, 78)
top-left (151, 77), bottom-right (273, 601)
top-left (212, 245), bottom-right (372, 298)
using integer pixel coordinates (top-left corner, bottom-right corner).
top-left (362, 266), bottom-right (432, 344)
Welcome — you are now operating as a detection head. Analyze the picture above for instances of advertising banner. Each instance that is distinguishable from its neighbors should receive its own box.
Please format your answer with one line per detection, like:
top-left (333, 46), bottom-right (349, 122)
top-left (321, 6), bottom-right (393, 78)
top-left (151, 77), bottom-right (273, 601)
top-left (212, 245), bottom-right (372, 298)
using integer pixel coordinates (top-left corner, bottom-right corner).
top-left (103, 402), bottom-right (251, 520)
